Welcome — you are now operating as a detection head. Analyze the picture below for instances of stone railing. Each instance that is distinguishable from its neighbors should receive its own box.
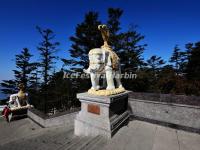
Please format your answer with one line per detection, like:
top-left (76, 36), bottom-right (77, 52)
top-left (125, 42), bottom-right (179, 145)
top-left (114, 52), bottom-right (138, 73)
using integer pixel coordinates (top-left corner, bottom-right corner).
top-left (28, 92), bottom-right (200, 132)
top-left (28, 108), bottom-right (80, 127)
top-left (128, 92), bottom-right (200, 132)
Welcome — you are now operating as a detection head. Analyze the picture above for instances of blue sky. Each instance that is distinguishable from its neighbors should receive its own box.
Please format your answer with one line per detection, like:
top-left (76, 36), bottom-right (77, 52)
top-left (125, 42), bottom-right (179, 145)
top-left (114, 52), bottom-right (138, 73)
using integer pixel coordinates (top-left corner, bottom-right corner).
top-left (0, 0), bottom-right (200, 83)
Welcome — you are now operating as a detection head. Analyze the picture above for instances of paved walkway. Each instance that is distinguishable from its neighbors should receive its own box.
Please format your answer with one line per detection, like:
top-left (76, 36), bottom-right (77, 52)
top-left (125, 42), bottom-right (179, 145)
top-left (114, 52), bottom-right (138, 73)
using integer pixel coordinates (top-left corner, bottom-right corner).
top-left (0, 118), bottom-right (199, 150)
top-left (103, 120), bottom-right (200, 150)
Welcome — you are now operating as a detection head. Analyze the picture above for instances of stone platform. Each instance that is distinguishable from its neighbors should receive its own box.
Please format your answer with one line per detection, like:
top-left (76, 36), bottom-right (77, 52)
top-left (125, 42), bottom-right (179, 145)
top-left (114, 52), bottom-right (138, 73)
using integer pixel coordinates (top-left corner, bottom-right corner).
top-left (74, 91), bottom-right (130, 138)
top-left (1, 118), bottom-right (200, 150)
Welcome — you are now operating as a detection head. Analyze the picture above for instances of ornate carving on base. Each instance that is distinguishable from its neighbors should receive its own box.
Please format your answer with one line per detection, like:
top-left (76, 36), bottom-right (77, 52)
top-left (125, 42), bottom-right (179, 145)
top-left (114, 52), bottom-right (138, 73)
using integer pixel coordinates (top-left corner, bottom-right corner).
top-left (88, 87), bottom-right (126, 96)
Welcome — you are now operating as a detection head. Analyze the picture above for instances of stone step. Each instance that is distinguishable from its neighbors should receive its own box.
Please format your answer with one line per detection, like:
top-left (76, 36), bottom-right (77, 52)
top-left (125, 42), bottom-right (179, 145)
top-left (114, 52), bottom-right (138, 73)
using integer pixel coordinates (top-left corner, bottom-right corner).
top-left (79, 136), bottom-right (106, 150)
top-left (1, 118), bottom-right (200, 150)
top-left (73, 136), bottom-right (105, 150)
top-left (66, 136), bottom-right (95, 150)
top-left (0, 118), bottom-right (107, 150)
top-left (33, 127), bottom-right (75, 150)
top-left (58, 136), bottom-right (82, 150)
top-left (0, 119), bottom-right (44, 145)
top-left (0, 125), bottom-right (75, 150)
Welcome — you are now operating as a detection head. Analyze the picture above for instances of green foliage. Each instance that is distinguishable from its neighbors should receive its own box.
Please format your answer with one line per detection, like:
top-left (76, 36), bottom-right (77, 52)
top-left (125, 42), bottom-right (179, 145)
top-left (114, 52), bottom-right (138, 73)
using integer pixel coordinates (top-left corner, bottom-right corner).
top-left (187, 42), bottom-right (200, 80)
top-left (147, 55), bottom-right (165, 73)
top-left (30, 70), bottom-right (81, 113)
top-left (66, 12), bottom-right (102, 69)
top-left (119, 26), bottom-right (147, 72)
top-left (1, 8), bottom-right (200, 115)
top-left (156, 65), bottom-right (175, 93)
top-left (1, 48), bottom-right (37, 94)
top-left (66, 8), bottom-right (146, 72)
top-left (107, 8), bottom-right (147, 71)
top-left (64, 8), bottom-right (147, 95)
top-left (36, 26), bottom-right (60, 86)
top-left (106, 8), bottom-right (123, 52)
top-left (0, 80), bottom-right (17, 95)
top-left (13, 48), bottom-right (37, 88)
top-left (29, 68), bottom-right (40, 91)
top-left (169, 45), bottom-right (188, 74)
top-left (123, 68), bottom-right (151, 92)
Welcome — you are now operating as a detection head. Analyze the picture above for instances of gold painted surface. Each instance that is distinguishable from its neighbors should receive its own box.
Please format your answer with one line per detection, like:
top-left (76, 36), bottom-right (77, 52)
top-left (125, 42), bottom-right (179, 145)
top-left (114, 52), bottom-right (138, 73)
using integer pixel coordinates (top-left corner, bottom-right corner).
top-left (98, 24), bottom-right (120, 70)
top-left (88, 87), bottom-right (126, 96)
top-left (98, 24), bottom-right (110, 48)
top-left (108, 50), bottom-right (120, 70)
top-left (10, 105), bottom-right (32, 111)
top-left (17, 83), bottom-right (27, 100)
top-left (17, 91), bottom-right (26, 99)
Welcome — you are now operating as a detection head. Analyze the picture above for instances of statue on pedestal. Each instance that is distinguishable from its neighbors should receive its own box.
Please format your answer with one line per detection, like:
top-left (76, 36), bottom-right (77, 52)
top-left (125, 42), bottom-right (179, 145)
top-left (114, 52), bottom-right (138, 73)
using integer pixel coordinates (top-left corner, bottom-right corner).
top-left (9, 83), bottom-right (30, 109)
top-left (2, 83), bottom-right (32, 122)
top-left (84, 24), bottom-right (125, 96)
top-left (74, 25), bottom-right (129, 138)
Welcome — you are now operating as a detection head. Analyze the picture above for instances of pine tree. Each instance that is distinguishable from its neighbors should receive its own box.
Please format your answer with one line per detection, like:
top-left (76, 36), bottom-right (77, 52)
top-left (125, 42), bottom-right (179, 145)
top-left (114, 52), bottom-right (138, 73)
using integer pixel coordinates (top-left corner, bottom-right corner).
top-left (187, 41), bottom-right (200, 80)
top-left (13, 48), bottom-right (37, 88)
top-left (29, 68), bottom-right (40, 90)
top-left (169, 45), bottom-right (187, 74)
top-left (170, 45), bottom-right (180, 70)
top-left (36, 26), bottom-right (60, 86)
top-left (65, 12), bottom-right (102, 69)
top-left (119, 26), bottom-right (146, 72)
top-left (107, 8), bottom-right (146, 71)
top-left (0, 80), bottom-right (17, 95)
top-left (145, 55), bottom-right (166, 92)
top-left (1, 48), bottom-right (37, 94)
top-left (107, 8), bottom-right (123, 52)
top-left (63, 8), bottom-right (147, 93)
top-left (66, 8), bottom-right (146, 72)
top-left (185, 43), bottom-right (193, 59)
top-left (147, 55), bottom-right (165, 74)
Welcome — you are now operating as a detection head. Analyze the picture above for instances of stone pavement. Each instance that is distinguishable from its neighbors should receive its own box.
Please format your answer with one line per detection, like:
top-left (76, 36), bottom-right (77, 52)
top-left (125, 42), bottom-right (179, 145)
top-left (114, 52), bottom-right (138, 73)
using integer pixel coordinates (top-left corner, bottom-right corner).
top-left (103, 120), bottom-right (200, 150)
top-left (0, 118), bottom-right (199, 150)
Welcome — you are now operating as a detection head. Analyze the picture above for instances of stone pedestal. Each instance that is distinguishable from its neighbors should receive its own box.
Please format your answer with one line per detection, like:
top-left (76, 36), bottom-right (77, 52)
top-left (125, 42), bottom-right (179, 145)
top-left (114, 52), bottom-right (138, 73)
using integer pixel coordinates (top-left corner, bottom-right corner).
top-left (74, 91), bottom-right (130, 138)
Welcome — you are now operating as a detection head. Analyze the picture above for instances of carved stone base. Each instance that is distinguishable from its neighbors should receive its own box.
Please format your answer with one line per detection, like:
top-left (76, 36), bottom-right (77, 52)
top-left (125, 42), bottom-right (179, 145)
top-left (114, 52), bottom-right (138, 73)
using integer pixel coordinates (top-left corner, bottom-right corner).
top-left (88, 87), bottom-right (126, 96)
top-left (74, 91), bottom-right (130, 138)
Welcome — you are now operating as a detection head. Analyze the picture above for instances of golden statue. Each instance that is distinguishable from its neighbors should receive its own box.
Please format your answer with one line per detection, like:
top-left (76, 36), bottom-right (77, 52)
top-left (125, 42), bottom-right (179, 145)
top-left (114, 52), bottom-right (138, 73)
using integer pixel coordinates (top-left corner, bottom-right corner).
top-left (17, 83), bottom-right (27, 100)
top-left (5, 83), bottom-right (32, 122)
top-left (98, 24), bottom-right (119, 70)
top-left (9, 83), bottom-right (30, 108)
top-left (98, 24), bottom-right (111, 50)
